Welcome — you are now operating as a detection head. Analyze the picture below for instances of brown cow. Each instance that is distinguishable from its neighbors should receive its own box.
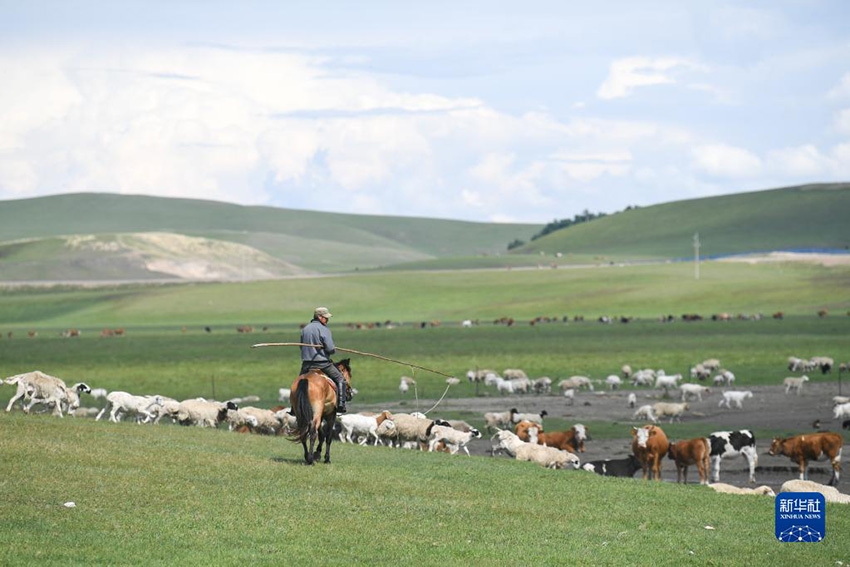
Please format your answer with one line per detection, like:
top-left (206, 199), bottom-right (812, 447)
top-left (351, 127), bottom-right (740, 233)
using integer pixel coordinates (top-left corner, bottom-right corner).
top-left (537, 424), bottom-right (588, 454)
top-left (667, 438), bottom-right (710, 485)
top-left (515, 420), bottom-right (542, 442)
top-left (768, 432), bottom-right (844, 485)
top-left (631, 425), bottom-right (669, 481)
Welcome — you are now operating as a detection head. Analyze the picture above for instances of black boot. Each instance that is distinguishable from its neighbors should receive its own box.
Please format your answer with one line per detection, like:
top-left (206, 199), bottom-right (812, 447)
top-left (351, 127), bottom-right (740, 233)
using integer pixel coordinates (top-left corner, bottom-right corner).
top-left (335, 378), bottom-right (347, 413)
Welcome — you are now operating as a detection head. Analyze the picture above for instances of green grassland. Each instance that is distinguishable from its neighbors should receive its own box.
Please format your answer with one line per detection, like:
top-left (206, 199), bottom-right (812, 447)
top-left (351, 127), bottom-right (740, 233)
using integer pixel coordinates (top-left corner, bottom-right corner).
top-left (519, 183), bottom-right (850, 258)
top-left (1, 413), bottom-right (848, 566)
top-left (0, 261), bottom-right (847, 328)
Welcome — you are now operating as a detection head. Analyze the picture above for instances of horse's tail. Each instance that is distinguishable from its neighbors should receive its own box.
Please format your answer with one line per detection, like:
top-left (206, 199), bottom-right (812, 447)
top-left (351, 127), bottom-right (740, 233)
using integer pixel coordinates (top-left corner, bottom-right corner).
top-left (289, 378), bottom-right (313, 443)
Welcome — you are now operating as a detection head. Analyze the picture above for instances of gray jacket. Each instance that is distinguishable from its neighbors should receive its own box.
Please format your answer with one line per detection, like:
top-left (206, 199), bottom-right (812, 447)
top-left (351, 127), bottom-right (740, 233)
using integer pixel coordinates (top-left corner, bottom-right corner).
top-left (301, 319), bottom-right (336, 362)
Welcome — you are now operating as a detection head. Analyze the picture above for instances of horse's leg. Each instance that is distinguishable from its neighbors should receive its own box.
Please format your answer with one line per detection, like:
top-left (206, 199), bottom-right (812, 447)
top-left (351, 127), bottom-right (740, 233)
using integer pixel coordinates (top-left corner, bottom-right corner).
top-left (323, 416), bottom-right (335, 463)
top-left (302, 435), bottom-right (312, 464)
top-left (311, 405), bottom-right (323, 462)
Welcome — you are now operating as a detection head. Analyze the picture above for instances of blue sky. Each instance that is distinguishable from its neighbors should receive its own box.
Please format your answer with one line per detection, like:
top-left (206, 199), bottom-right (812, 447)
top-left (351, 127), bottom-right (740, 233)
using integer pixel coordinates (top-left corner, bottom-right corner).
top-left (1, 1), bottom-right (848, 222)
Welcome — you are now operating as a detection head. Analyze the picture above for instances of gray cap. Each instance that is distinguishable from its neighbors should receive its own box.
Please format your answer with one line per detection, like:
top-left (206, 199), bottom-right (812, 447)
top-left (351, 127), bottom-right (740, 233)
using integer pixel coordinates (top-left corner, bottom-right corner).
top-left (314, 307), bottom-right (333, 319)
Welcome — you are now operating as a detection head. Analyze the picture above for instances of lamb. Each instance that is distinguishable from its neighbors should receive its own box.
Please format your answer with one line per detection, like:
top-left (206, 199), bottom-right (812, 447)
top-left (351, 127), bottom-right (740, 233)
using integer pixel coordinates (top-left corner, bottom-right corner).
top-left (621, 365), bottom-right (632, 379)
top-left (690, 364), bottom-right (710, 381)
top-left (654, 374), bottom-right (682, 392)
top-left (510, 409), bottom-right (548, 425)
top-left (497, 380), bottom-right (514, 395)
top-left (532, 377), bottom-right (552, 394)
top-left (174, 399), bottom-right (238, 428)
top-left (509, 377), bottom-right (531, 394)
top-left (652, 402), bottom-right (689, 423)
top-left (633, 405), bottom-right (658, 423)
top-left (680, 383), bottom-right (711, 402)
top-left (96, 392), bottom-right (161, 423)
top-left (718, 390), bottom-right (753, 409)
top-left (503, 369), bottom-right (528, 380)
top-left (237, 406), bottom-right (290, 435)
top-left (338, 411), bottom-right (392, 445)
top-left (225, 409), bottom-right (260, 431)
top-left (10, 371), bottom-right (91, 417)
top-left (483, 410), bottom-right (514, 433)
top-left (278, 388), bottom-right (291, 403)
top-left (833, 396), bottom-right (850, 406)
top-left (780, 480), bottom-right (850, 504)
top-left (427, 424), bottom-right (482, 455)
top-left (494, 430), bottom-right (580, 469)
top-left (514, 420), bottom-right (542, 443)
top-left (445, 377), bottom-right (460, 386)
top-left (833, 402), bottom-right (850, 421)
top-left (631, 369), bottom-right (655, 386)
top-left (713, 370), bottom-right (735, 386)
top-left (387, 413), bottom-right (450, 450)
top-left (627, 392), bottom-right (637, 408)
top-left (605, 375), bottom-right (622, 390)
top-left (708, 483), bottom-right (776, 497)
top-left (144, 396), bottom-right (181, 424)
top-left (558, 376), bottom-right (594, 391)
top-left (701, 359), bottom-right (721, 371)
top-left (783, 375), bottom-right (809, 395)
top-left (787, 356), bottom-right (805, 372)
top-left (467, 369), bottom-right (498, 383)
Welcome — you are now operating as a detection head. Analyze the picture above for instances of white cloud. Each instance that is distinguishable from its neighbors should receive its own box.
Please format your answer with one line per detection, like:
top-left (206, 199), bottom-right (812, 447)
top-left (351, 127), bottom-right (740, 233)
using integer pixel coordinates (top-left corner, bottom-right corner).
top-left (597, 56), bottom-right (707, 100)
top-left (766, 145), bottom-right (831, 177)
top-left (827, 73), bottom-right (850, 100)
top-left (691, 144), bottom-right (762, 178)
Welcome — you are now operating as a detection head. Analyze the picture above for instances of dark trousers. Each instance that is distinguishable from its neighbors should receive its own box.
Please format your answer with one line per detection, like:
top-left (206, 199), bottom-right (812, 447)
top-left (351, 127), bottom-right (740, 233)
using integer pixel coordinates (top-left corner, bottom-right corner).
top-left (300, 361), bottom-right (347, 403)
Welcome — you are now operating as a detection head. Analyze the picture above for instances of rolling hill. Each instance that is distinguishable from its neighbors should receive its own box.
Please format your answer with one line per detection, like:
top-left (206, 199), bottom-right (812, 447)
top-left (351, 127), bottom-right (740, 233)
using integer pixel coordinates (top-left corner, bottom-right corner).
top-left (0, 193), bottom-right (538, 279)
top-left (517, 183), bottom-right (850, 258)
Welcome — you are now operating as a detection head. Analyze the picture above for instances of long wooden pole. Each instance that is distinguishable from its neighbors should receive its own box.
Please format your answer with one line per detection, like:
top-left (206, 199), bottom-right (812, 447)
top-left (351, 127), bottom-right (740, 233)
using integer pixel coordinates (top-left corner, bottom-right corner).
top-left (251, 342), bottom-right (457, 379)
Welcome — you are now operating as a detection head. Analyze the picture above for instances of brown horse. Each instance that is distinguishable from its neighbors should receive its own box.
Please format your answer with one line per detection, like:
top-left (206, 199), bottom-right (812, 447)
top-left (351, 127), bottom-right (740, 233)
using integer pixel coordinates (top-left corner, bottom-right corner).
top-left (290, 359), bottom-right (352, 465)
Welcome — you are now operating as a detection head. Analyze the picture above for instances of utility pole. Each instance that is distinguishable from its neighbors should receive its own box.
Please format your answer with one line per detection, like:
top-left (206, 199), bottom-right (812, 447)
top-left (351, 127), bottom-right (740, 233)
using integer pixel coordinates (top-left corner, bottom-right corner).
top-left (693, 232), bottom-right (700, 280)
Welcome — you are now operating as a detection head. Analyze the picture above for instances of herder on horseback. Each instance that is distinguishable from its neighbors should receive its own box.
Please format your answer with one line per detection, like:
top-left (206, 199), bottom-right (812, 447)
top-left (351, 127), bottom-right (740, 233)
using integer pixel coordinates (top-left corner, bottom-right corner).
top-left (299, 307), bottom-right (351, 414)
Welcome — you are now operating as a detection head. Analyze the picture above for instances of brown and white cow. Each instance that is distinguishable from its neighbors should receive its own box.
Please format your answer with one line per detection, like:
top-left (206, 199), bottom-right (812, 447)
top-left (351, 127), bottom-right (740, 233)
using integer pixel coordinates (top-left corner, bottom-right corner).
top-left (667, 437), bottom-right (710, 485)
top-left (768, 432), bottom-right (844, 485)
top-left (537, 424), bottom-right (588, 454)
top-left (631, 425), bottom-right (669, 481)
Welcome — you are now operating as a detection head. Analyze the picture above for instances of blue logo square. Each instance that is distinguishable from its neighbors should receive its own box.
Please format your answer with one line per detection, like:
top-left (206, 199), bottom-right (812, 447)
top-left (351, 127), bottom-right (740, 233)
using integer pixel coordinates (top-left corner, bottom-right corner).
top-left (775, 492), bottom-right (826, 542)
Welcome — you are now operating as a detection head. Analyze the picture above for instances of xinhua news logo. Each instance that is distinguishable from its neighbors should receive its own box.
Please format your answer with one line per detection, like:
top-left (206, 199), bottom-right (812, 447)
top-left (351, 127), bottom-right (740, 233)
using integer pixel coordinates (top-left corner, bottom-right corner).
top-left (775, 492), bottom-right (826, 542)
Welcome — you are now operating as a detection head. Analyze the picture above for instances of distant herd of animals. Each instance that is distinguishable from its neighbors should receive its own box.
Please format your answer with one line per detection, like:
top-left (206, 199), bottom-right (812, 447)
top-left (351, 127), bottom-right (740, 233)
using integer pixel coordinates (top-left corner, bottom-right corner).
top-left (2, 308), bottom-right (847, 339)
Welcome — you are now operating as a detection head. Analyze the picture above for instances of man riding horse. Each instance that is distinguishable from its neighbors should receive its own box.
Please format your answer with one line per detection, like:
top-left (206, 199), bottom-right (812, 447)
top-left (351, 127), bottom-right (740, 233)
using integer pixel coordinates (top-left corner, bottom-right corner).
top-left (300, 307), bottom-right (351, 413)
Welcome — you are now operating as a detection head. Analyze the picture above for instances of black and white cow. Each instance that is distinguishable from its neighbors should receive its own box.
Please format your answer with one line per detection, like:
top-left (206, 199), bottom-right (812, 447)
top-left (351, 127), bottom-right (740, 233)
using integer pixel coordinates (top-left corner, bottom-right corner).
top-left (582, 454), bottom-right (642, 477)
top-left (708, 430), bottom-right (757, 484)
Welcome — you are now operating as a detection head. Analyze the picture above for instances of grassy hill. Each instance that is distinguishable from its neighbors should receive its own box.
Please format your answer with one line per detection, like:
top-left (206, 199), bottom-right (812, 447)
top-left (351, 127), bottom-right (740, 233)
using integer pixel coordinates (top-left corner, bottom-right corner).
top-left (0, 193), bottom-right (539, 276)
top-left (519, 183), bottom-right (850, 258)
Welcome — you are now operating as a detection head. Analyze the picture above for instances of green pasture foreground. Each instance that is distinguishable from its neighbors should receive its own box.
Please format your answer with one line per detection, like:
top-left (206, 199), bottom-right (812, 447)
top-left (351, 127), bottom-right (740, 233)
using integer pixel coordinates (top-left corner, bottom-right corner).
top-left (1, 261), bottom-right (849, 328)
top-left (0, 318), bottom-right (847, 406)
top-left (0, 414), bottom-right (847, 566)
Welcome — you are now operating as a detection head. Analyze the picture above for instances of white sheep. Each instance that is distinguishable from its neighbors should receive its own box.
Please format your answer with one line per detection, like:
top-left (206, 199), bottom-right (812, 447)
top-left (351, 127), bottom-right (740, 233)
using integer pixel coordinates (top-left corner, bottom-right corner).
top-left (338, 411), bottom-right (392, 445)
top-left (633, 405), bottom-right (657, 423)
top-left (467, 369), bottom-right (497, 383)
top-left (427, 425), bottom-right (482, 455)
top-left (627, 392), bottom-right (637, 408)
top-left (718, 390), bottom-right (753, 409)
top-left (238, 406), bottom-right (288, 435)
top-left (690, 364), bottom-right (710, 381)
top-left (445, 377), bottom-right (460, 386)
top-left (503, 369), bottom-right (528, 380)
top-left (96, 392), bottom-right (159, 423)
top-left (708, 483), bottom-right (775, 497)
top-left (780, 480), bottom-right (850, 504)
top-left (532, 377), bottom-right (552, 394)
top-left (713, 370), bottom-right (735, 386)
top-left (494, 430), bottom-right (580, 469)
top-left (375, 419), bottom-right (398, 446)
top-left (621, 365), bottom-right (632, 379)
top-left (783, 375), bottom-right (809, 395)
top-left (510, 378), bottom-right (531, 394)
top-left (702, 359), bottom-right (721, 372)
top-left (510, 409), bottom-right (548, 425)
top-left (563, 388), bottom-right (575, 405)
top-left (483, 410), bottom-right (513, 432)
top-left (497, 380), bottom-right (515, 395)
top-left (833, 402), bottom-right (850, 421)
top-left (833, 396), bottom-right (850, 406)
top-left (174, 399), bottom-right (238, 427)
top-left (787, 356), bottom-right (805, 372)
top-left (652, 402), bottom-right (689, 423)
top-left (631, 369), bottom-right (655, 386)
top-left (680, 383), bottom-right (711, 402)
top-left (559, 376), bottom-right (594, 391)
top-left (605, 375), bottom-right (622, 390)
top-left (275, 408), bottom-right (297, 434)
top-left (387, 413), bottom-right (450, 450)
top-left (144, 397), bottom-right (181, 424)
top-left (654, 374), bottom-right (682, 392)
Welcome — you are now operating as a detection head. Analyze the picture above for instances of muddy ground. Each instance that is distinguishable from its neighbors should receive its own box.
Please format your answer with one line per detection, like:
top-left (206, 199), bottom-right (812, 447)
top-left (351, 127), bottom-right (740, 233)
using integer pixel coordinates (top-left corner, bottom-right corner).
top-left (360, 381), bottom-right (849, 493)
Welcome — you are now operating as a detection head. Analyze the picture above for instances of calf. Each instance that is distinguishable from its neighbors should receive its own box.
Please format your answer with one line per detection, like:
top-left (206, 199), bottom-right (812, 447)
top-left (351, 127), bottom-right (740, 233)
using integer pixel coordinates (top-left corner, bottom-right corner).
top-left (768, 432), bottom-right (843, 485)
top-left (538, 424), bottom-right (588, 454)
top-left (667, 438), bottom-right (710, 485)
top-left (708, 430), bottom-right (758, 484)
top-left (582, 455), bottom-right (642, 477)
top-left (631, 425), bottom-right (669, 481)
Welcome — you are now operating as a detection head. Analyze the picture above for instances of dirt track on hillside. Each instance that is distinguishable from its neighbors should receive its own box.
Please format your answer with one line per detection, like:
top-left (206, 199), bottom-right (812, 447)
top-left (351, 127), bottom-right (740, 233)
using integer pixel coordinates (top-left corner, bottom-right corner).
top-left (360, 381), bottom-right (849, 493)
